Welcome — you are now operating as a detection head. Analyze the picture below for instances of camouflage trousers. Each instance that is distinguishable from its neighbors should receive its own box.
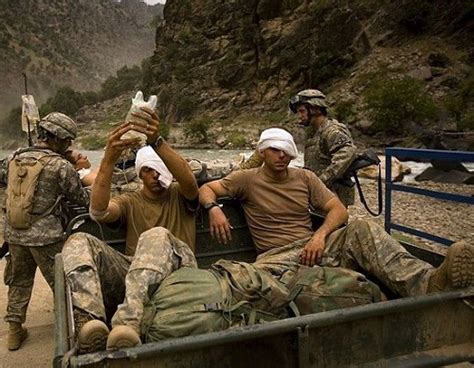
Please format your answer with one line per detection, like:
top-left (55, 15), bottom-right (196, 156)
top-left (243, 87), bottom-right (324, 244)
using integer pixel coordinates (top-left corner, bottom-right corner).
top-left (62, 227), bottom-right (196, 333)
top-left (4, 241), bottom-right (63, 323)
top-left (254, 219), bottom-right (434, 297)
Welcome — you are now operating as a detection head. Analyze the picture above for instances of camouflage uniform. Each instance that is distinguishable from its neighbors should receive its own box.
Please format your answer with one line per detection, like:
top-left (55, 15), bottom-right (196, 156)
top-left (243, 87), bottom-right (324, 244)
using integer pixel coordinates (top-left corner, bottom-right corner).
top-left (254, 219), bottom-right (433, 297)
top-left (2, 148), bottom-right (89, 324)
top-left (239, 150), bottom-right (263, 170)
top-left (63, 227), bottom-right (197, 333)
top-left (304, 119), bottom-right (357, 207)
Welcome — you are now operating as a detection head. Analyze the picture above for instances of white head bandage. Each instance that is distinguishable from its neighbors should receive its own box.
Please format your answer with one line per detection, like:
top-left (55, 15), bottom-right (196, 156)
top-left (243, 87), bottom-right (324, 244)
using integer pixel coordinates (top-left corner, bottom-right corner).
top-left (257, 128), bottom-right (298, 159)
top-left (135, 146), bottom-right (173, 189)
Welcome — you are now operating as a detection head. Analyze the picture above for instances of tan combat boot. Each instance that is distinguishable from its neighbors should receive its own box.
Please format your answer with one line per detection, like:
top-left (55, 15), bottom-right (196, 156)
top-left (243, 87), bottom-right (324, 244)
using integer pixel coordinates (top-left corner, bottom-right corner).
top-left (7, 322), bottom-right (28, 351)
top-left (106, 326), bottom-right (141, 350)
top-left (427, 241), bottom-right (474, 293)
top-left (74, 309), bottom-right (109, 354)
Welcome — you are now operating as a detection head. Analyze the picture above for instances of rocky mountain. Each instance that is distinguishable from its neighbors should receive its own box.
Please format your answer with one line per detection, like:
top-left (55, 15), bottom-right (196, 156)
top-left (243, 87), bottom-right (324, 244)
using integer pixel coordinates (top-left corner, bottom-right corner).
top-left (0, 0), bottom-right (163, 118)
top-left (136, 0), bottom-right (472, 150)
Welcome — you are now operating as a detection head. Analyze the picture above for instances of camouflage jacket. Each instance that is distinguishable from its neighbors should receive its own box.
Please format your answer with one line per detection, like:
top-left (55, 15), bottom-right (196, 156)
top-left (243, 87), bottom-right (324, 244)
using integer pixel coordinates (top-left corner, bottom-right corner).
top-left (304, 119), bottom-right (356, 187)
top-left (2, 147), bottom-right (90, 246)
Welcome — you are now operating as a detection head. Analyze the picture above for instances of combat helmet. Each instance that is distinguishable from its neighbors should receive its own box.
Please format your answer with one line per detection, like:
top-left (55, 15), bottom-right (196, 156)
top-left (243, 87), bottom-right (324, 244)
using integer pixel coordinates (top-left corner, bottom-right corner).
top-left (289, 89), bottom-right (328, 113)
top-left (38, 112), bottom-right (77, 140)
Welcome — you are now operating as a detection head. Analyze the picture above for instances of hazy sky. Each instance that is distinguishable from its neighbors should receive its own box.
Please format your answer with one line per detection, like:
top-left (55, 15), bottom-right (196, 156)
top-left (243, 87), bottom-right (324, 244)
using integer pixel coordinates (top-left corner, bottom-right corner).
top-left (144, 0), bottom-right (166, 4)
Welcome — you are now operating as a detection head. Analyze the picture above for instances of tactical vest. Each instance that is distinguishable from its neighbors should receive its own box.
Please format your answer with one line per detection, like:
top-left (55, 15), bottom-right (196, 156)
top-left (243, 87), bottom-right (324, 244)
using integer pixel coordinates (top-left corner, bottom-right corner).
top-left (6, 149), bottom-right (60, 229)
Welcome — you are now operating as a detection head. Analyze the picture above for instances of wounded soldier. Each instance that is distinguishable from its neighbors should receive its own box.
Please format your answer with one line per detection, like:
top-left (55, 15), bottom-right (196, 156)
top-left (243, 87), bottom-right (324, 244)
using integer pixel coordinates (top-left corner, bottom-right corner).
top-left (64, 128), bottom-right (474, 352)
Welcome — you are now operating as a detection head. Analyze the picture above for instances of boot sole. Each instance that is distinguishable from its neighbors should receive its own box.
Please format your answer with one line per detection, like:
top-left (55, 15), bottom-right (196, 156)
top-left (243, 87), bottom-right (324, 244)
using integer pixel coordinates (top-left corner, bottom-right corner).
top-left (451, 244), bottom-right (474, 288)
top-left (79, 331), bottom-right (108, 353)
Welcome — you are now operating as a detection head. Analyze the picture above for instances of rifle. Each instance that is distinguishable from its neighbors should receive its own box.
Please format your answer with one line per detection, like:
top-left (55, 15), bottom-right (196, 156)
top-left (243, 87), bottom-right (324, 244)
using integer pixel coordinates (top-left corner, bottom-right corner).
top-left (0, 241), bottom-right (9, 259)
top-left (340, 149), bottom-right (383, 217)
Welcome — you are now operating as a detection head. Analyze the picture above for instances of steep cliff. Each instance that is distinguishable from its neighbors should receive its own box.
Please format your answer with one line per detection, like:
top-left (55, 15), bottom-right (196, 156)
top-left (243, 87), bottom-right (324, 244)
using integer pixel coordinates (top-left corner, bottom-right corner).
top-left (140, 0), bottom-right (472, 148)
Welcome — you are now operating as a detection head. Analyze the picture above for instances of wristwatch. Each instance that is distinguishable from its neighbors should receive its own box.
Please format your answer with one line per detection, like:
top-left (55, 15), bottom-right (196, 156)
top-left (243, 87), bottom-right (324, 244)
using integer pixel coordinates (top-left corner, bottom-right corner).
top-left (204, 202), bottom-right (220, 211)
top-left (150, 136), bottom-right (164, 150)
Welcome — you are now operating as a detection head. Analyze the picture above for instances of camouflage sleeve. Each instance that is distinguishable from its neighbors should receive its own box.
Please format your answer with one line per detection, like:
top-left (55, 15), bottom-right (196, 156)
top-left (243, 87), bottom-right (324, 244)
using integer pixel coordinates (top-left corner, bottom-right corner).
top-left (319, 128), bottom-right (357, 185)
top-left (239, 150), bottom-right (264, 170)
top-left (58, 159), bottom-right (90, 207)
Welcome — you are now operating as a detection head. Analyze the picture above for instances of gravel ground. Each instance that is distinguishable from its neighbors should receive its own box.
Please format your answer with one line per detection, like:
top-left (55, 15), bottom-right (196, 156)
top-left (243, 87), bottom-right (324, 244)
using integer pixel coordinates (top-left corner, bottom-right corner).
top-left (349, 179), bottom-right (474, 252)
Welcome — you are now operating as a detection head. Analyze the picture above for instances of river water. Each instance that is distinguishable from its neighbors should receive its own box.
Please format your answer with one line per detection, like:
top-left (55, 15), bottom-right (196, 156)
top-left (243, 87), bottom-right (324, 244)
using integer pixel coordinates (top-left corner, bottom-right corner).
top-left (1, 149), bottom-right (472, 183)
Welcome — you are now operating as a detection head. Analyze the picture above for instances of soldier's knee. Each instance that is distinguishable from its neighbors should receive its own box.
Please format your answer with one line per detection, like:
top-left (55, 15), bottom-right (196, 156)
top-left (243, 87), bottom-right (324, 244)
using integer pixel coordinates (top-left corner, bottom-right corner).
top-left (139, 226), bottom-right (171, 241)
top-left (347, 219), bottom-right (368, 229)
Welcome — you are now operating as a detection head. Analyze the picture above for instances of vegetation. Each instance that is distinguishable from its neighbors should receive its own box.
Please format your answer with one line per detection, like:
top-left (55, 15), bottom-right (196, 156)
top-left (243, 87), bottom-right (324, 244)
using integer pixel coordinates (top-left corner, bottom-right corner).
top-left (183, 116), bottom-right (212, 143)
top-left (364, 77), bottom-right (438, 134)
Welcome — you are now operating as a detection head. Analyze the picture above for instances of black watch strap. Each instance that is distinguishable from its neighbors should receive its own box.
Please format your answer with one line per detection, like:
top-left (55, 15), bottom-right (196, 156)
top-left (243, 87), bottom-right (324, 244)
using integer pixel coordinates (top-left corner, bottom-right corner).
top-left (204, 201), bottom-right (220, 211)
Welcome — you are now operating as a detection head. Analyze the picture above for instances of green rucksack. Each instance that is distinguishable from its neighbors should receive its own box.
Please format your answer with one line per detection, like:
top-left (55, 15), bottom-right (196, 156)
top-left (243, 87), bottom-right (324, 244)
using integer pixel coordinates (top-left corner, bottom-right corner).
top-left (141, 262), bottom-right (382, 343)
top-left (281, 265), bottom-right (383, 316)
top-left (6, 149), bottom-right (60, 229)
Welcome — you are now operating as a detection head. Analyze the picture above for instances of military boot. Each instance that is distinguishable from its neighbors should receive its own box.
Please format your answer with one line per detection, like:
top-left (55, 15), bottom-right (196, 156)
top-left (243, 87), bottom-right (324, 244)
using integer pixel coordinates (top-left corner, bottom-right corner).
top-left (74, 309), bottom-right (109, 353)
top-left (7, 322), bottom-right (28, 351)
top-left (427, 241), bottom-right (474, 293)
top-left (106, 325), bottom-right (141, 350)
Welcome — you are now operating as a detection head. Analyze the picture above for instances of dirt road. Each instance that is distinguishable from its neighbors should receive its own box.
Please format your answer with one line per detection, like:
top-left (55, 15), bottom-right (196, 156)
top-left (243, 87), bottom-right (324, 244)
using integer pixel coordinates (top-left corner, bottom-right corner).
top-left (0, 261), bottom-right (54, 368)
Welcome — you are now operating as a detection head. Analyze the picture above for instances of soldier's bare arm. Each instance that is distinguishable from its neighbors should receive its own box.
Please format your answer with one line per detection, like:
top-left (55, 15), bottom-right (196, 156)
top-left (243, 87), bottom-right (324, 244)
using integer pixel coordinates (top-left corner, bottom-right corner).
top-left (199, 181), bottom-right (233, 244)
top-left (90, 122), bottom-right (141, 223)
top-left (131, 107), bottom-right (199, 201)
top-left (301, 196), bottom-right (348, 266)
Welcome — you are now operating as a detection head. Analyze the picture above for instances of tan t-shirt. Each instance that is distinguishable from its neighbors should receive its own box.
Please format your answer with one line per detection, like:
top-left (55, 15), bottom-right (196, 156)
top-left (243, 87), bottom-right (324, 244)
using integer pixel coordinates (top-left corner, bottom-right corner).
top-left (111, 183), bottom-right (196, 255)
top-left (220, 167), bottom-right (335, 252)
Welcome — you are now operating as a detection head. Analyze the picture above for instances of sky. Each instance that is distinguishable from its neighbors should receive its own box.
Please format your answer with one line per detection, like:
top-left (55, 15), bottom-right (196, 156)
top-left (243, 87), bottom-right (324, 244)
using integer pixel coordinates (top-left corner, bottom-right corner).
top-left (144, 0), bottom-right (166, 4)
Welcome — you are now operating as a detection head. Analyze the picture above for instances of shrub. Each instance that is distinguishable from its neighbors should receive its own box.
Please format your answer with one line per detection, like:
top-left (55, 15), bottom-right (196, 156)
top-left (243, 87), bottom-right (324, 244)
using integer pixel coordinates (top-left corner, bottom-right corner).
top-left (364, 77), bottom-right (438, 134)
top-left (80, 134), bottom-right (107, 150)
top-left (183, 116), bottom-right (211, 143)
top-left (395, 0), bottom-right (431, 34)
top-left (458, 111), bottom-right (474, 131)
top-left (176, 95), bottom-right (198, 121)
top-left (41, 86), bottom-right (84, 116)
top-left (334, 100), bottom-right (355, 124)
top-left (227, 131), bottom-right (247, 148)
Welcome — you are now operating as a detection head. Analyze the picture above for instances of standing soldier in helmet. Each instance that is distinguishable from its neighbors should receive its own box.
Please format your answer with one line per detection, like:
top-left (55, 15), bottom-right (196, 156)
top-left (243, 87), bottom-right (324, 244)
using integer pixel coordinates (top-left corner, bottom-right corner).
top-left (241, 89), bottom-right (357, 207)
top-left (1, 112), bottom-right (89, 351)
top-left (289, 89), bottom-right (357, 207)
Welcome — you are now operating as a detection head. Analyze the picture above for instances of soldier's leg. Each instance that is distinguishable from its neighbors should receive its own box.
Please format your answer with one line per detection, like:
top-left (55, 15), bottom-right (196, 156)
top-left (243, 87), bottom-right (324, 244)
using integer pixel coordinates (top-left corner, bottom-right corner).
top-left (30, 241), bottom-right (63, 290)
top-left (4, 244), bottom-right (37, 324)
top-left (62, 232), bottom-right (131, 322)
top-left (111, 227), bottom-right (197, 335)
top-left (252, 237), bottom-right (310, 277)
top-left (323, 219), bottom-right (433, 296)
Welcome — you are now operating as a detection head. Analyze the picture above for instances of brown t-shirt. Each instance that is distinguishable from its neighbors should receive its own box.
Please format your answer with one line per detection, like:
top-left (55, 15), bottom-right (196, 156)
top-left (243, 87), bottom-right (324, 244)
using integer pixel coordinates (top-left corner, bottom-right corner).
top-left (220, 167), bottom-right (335, 252)
top-left (111, 183), bottom-right (196, 255)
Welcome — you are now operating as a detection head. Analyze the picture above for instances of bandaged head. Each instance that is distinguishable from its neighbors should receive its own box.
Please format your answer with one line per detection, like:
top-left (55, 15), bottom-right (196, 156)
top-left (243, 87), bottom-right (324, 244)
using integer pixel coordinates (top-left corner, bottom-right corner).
top-left (257, 128), bottom-right (298, 159)
top-left (135, 146), bottom-right (173, 188)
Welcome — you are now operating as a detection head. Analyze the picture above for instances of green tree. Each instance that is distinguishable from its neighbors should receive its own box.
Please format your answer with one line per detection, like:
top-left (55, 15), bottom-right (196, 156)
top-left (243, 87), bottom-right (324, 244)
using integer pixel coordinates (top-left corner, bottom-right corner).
top-left (364, 77), bottom-right (438, 134)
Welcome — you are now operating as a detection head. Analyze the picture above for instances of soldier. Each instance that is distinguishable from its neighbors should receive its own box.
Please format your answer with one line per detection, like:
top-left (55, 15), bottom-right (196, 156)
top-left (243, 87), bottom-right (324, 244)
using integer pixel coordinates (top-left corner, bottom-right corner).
top-left (241, 89), bottom-right (357, 207)
top-left (72, 128), bottom-right (473, 351)
top-left (289, 89), bottom-right (357, 207)
top-left (200, 128), bottom-right (474, 298)
top-left (2, 112), bottom-right (90, 350)
top-left (61, 106), bottom-right (199, 353)
top-left (65, 149), bottom-right (97, 186)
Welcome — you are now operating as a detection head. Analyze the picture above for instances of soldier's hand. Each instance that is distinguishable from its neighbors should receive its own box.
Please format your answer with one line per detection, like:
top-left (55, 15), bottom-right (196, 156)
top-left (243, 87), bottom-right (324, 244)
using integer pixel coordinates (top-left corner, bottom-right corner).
top-left (209, 206), bottom-right (232, 244)
top-left (105, 122), bottom-right (141, 159)
top-left (128, 106), bottom-right (160, 146)
top-left (300, 233), bottom-right (326, 266)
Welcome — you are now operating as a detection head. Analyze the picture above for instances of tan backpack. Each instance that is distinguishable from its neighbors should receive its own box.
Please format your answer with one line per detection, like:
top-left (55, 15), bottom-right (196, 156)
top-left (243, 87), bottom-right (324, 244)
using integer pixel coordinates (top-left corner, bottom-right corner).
top-left (6, 150), bottom-right (60, 229)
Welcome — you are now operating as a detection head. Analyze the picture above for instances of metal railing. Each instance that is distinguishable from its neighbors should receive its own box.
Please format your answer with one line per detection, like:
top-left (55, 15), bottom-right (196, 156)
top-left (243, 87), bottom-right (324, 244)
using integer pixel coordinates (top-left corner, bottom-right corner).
top-left (384, 148), bottom-right (474, 246)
